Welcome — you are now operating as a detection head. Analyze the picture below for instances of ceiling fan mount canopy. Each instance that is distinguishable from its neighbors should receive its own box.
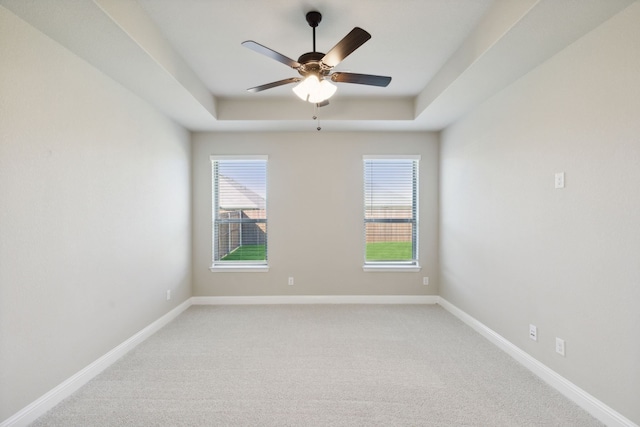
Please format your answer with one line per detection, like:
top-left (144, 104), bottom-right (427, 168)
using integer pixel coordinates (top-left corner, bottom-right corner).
top-left (242, 10), bottom-right (391, 101)
top-left (305, 11), bottom-right (322, 28)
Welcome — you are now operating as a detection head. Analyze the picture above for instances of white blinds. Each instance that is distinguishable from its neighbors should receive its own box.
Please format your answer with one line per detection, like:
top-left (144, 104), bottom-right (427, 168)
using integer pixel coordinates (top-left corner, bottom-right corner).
top-left (211, 156), bottom-right (267, 263)
top-left (363, 156), bottom-right (419, 264)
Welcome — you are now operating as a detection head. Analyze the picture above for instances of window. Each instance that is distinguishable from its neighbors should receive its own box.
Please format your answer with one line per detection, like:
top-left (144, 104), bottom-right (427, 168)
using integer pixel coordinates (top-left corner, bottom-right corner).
top-left (363, 155), bottom-right (420, 271)
top-left (211, 156), bottom-right (267, 271)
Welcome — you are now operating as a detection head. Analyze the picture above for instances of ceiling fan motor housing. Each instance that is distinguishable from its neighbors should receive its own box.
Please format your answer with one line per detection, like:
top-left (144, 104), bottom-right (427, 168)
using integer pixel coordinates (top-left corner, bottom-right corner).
top-left (297, 52), bottom-right (331, 78)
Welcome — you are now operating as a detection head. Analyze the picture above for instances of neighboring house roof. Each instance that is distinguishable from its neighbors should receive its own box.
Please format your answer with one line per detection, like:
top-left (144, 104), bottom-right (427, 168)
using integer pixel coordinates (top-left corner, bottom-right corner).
top-left (219, 175), bottom-right (265, 210)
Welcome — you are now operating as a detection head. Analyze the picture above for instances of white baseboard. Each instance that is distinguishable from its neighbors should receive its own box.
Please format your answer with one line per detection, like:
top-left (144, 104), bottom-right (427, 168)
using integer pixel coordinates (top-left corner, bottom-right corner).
top-left (1, 299), bottom-right (192, 427)
top-left (191, 295), bottom-right (439, 305)
top-left (437, 298), bottom-right (638, 427)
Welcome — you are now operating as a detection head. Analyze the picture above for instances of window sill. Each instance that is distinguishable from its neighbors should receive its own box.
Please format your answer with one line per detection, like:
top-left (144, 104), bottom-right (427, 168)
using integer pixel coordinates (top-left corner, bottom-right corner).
top-left (362, 264), bottom-right (421, 272)
top-left (210, 264), bottom-right (269, 273)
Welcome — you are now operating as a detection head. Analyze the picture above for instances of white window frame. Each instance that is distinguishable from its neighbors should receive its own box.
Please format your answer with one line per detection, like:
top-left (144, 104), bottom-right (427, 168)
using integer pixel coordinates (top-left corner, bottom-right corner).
top-left (362, 155), bottom-right (421, 272)
top-left (210, 155), bottom-right (269, 272)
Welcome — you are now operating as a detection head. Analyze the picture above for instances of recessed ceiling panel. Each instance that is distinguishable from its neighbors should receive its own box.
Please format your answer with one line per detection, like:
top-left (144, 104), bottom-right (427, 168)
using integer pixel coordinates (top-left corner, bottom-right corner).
top-left (136, 0), bottom-right (494, 98)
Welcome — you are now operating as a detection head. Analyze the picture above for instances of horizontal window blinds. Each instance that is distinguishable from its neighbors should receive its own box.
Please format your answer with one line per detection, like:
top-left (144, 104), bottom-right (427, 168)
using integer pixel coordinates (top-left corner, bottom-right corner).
top-left (212, 158), bottom-right (267, 263)
top-left (364, 157), bottom-right (418, 264)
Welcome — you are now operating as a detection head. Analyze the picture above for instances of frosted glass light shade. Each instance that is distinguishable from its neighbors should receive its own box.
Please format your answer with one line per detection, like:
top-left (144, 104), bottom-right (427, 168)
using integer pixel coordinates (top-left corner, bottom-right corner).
top-left (292, 75), bottom-right (337, 103)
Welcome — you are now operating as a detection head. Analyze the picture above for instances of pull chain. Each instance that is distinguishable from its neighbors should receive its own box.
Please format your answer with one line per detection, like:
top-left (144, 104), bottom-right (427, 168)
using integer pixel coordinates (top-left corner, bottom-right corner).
top-left (313, 103), bottom-right (321, 131)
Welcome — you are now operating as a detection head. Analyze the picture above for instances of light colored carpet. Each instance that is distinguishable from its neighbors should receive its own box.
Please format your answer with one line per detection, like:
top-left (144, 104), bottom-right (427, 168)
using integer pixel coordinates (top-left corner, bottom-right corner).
top-left (32, 304), bottom-right (602, 426)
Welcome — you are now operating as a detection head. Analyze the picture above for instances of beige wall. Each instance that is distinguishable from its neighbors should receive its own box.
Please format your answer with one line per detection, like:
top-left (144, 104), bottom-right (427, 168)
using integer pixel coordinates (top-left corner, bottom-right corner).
top-left (440, 3), bottom-right (640, 424)
top-left (0, 8), bottom-right (191, 420)
top-left (192, 132), bottom-right (439, 296)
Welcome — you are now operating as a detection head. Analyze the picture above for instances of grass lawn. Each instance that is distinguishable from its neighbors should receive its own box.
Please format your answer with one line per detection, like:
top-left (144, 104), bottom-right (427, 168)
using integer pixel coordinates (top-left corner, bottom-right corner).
top-left (366, 241), bottom-right (412, 261)
top-left (221, 245), bottom-right (266, 261)
top-left (221, 242), bottom-right (410, 262)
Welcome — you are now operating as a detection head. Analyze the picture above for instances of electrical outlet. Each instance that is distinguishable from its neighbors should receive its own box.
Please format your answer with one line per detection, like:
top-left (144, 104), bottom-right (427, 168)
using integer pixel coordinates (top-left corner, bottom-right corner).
top-left (288, 277), bottom-right (294, 286)
top-left (423, 277), bottom-right (429, 286)
top-left (555, 172), bottom-right (565, 189)
top-left (556, 337), bottom-right (565, 356)
top-left (529, 324), bottom-right (537, 341)
top-left (166, 290), bottom-right (171, 301)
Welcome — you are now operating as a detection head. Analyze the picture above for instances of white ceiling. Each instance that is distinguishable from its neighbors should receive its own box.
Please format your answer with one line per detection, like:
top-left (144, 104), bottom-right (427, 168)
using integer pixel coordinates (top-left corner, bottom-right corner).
top-left (136, 0), bottom-right (493, 98)
top-left (1, 0), bottom-right (633, 132)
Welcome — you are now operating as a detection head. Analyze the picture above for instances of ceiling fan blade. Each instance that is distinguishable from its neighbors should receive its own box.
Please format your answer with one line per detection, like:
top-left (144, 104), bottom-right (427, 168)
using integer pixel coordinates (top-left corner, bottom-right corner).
top-left (316, 100), bottom-right (330, 108)
top-left (247, 77), bottom-right (302, 93)
top-left (330, 72), bottom-right (391, 87)
top-left (242, 40), bottom-right (301, 69)
top-left (321, 27), bottom-right (371, 68)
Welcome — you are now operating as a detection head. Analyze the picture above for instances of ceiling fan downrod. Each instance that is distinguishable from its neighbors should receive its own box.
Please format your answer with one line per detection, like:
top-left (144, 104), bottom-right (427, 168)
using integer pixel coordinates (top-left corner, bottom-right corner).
top-left (306, 11), bottom-right (322, 53)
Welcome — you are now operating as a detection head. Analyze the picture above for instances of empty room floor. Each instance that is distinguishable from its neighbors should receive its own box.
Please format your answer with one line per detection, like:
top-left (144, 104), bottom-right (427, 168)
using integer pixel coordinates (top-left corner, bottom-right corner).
top-left (32, 304), bottom-right (602, 426)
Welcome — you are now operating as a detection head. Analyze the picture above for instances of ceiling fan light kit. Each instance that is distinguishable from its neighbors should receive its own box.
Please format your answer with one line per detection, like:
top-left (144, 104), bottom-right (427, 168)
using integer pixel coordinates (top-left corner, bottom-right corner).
top-left (242, 11), bottom-right (391, 104)
top-left (292, 75), bottom-right (337, 103)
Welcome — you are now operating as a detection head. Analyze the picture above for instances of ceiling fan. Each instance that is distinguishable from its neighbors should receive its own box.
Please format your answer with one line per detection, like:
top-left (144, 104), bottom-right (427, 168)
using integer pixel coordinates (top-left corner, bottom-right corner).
top-left (242, 11), bottom-right (391, 104)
